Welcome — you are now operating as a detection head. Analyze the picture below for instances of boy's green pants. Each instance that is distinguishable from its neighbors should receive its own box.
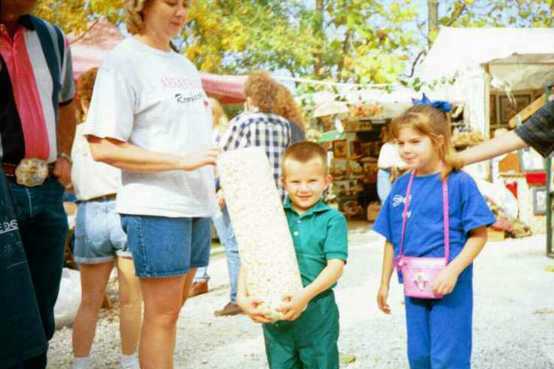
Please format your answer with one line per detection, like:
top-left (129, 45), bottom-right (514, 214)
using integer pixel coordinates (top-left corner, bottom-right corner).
top-left (262, 291), bottom-right (339, 369)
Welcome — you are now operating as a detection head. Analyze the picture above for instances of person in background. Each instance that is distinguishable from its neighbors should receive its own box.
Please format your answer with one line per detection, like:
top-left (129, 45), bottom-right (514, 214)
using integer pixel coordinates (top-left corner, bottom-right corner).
top-left (274, 83), bottom-right (306, 144)
top-left (83, 1), bottom-right (218, 368)
top-left (377, 125), bottom-right (406, 203)
top-left (216, 71), bottom-right (292, 316)
top-left (189, 97), bottom-right (229, 298)
top-left (1, 1), bottom-right (77, 367)
top-left (71, 68), bottom-right (142, 369)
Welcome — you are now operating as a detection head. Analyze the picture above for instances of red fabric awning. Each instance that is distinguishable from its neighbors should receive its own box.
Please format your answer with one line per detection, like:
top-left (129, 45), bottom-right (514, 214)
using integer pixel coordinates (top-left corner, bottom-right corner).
top-left (200, 73), bottom-right (246, 104)
top-left (70, 20), bottom-right (246, 104)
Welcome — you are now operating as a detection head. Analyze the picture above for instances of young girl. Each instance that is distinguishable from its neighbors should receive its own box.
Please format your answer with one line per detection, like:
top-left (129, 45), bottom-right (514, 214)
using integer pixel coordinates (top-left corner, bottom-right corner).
top-left (373, 104), bottom-right (495, 369)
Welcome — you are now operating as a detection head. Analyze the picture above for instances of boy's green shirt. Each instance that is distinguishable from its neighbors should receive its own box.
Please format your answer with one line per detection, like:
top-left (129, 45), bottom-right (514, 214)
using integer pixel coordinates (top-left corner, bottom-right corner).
top-left (283, 197), bottom-right (348, 289)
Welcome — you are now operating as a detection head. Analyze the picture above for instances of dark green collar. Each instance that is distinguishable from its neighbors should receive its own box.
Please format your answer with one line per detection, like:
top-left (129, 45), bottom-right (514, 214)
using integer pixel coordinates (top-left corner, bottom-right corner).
top-left (17, 15), bottom-right (35, 30)
top-left (284, 197), bottom-right (331, 217)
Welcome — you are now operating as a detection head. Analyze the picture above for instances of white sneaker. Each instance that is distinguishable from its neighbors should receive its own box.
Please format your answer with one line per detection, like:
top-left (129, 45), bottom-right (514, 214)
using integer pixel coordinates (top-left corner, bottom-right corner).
top-left (120, 354), bottom-right (140, 369)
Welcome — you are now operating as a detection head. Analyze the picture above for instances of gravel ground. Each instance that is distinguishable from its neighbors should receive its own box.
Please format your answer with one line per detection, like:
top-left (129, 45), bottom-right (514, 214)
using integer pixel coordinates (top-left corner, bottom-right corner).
top-left (48, 225), bottom-right (554, 369)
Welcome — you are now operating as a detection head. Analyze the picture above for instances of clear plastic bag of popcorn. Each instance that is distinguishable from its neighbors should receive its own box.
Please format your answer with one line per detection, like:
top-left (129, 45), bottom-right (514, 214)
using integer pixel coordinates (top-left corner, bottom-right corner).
top-left (218, 147), bottom-right (303, 321)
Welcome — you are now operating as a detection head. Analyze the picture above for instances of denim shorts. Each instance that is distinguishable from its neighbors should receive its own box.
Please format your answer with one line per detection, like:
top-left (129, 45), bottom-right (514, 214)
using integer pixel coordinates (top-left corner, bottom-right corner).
top-left (121, 215), bottom-right (211, 278)
top-left (73, 200), bottom-right (131, 264)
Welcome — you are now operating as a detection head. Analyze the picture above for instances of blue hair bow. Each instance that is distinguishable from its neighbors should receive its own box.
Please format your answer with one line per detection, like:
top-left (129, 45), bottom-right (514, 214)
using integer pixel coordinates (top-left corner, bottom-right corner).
top-left (411, 93), bottom-right (452, 113)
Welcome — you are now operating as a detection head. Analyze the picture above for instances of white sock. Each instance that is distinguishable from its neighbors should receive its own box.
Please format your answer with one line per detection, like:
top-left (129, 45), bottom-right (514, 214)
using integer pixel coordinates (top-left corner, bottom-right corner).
top-left (72, 356), bottom-right (91, 369)
top-left (120, 353), bottom-right (139, 369)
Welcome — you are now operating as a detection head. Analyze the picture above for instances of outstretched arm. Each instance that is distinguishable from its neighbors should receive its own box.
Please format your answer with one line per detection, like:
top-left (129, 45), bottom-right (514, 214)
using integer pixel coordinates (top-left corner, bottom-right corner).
top-left (457, 131), bottom-right (527, 166)
top-left (88, 136), bottom-right (218, 173)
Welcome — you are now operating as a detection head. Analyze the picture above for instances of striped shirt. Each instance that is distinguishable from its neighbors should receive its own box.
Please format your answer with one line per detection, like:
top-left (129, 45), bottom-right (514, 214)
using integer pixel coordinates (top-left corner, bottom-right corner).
top-left (0, 15), bottom-right (74, 164)
top-left (515, 99), bottom-right (554, 157)
top-left (220, 112), bottom-right (292, 194)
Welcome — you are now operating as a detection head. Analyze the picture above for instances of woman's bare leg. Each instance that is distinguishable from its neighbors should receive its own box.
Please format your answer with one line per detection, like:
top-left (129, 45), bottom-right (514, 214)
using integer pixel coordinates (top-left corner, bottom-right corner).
top-left (181, 267), bottom-right (197, 306)
top-left (72, 262), bottom-right (114, 357)
top-left (116, 257), bottom-right (142, 355)
top-left (139, 275), bottom-right (186, 369)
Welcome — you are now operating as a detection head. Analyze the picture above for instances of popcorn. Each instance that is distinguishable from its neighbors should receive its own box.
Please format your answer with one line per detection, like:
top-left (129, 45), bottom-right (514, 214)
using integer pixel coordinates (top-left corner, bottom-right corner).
top-left (218, 147), bottom-right (303, 321)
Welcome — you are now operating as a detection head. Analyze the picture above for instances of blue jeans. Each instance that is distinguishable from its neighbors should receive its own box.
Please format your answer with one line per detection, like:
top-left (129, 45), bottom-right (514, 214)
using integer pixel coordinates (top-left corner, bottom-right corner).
top-left (377, 169), bottom-right (392, 203)
top-left (4, 176), bottom-right (67, 368)
top-left (212, 206), bottom-right (240, 303)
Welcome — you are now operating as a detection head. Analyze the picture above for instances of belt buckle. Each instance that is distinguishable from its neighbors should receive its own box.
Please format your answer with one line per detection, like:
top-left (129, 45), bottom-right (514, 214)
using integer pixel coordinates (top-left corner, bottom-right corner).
top-left (15, 158), bottom-right (49, 187)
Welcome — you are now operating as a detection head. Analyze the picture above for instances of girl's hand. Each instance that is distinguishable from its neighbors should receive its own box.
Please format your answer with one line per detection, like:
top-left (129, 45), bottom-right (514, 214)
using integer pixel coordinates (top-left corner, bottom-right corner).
top-left (278, 291), bottom-right (310, 321)
top-left (179, 148), bottom-right (219, 171)
top-left (377, 285), bottom-right (391, 314)
top-left (237, 295), bottom-right (272, 324)
top-left (432, 267), bottom-right (459, 295)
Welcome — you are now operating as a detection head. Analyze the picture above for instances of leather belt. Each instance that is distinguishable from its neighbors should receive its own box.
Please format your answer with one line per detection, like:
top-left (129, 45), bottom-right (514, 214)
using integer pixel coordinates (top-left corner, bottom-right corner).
top-left (76, 194), bottom-right (116, 203)
top-left (2, 162), bottom-right (55, 178)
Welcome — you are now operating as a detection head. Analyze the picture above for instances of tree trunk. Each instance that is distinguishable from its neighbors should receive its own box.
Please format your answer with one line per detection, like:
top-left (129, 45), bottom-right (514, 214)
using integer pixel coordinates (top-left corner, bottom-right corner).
top-left (427, 0), bottom-right (439, 46)
top-left (314, 0), bottom-right (325, 78)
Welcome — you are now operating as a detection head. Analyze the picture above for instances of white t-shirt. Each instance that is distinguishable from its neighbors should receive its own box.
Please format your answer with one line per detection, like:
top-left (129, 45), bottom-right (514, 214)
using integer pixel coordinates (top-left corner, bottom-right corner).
top-left (71, 123), bottom-right (121, 201)
top-left (377, 142), bottom-right (405, 169)
top-left (83, 37), bottom-right (217, 218)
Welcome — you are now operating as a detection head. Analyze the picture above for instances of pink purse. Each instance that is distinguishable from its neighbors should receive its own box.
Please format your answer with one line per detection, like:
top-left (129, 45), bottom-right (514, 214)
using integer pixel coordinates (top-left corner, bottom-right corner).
top-left (395, 172), bottom-right (450, 299)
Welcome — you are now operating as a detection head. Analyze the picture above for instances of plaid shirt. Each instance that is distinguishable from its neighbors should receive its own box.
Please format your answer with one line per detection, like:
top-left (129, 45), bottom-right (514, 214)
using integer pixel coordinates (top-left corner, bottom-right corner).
top-left (515, 100), bottom-right (554, 157)
top-left (220, 112), bottom-right (291, 194)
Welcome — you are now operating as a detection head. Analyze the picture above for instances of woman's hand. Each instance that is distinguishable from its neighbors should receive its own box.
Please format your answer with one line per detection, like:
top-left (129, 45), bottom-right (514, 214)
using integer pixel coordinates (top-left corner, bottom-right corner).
top-left (377, 284), bottom-right (391, 314)
top-left (179, 148), bottom-right (219, 171)
top-left (432, 266), bottom-right (459, 296)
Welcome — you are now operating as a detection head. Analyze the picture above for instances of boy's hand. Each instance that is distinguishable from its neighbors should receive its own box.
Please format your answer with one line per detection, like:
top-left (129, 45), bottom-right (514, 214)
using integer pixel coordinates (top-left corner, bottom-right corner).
top-left (278, 290), bottom-right (310, 321)
top-left (377, 284), bottom-right (391, 314)
top-left (432, 266), bottom-right (459, 296)
top-left (237, 296), bottom-right (272, 324)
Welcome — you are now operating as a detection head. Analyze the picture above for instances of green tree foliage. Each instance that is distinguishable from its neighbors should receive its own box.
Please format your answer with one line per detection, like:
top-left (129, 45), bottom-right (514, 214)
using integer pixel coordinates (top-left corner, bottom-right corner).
top-left (185, 0), bottom-right (418, 85)
top-left (35, 0), bottom-right (554, 86)
top-left (35, 0), bottom-right (124, 34)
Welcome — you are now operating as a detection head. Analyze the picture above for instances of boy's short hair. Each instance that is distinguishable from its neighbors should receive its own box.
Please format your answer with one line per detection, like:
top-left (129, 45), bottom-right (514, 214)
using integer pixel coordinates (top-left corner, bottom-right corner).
top-left (283, 141), bottom-right (327, 174)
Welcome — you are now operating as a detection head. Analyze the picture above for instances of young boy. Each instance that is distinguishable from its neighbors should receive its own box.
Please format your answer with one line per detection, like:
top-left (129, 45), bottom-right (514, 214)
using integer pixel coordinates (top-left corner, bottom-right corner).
top-left (237, 141), bottom-right (348, 369)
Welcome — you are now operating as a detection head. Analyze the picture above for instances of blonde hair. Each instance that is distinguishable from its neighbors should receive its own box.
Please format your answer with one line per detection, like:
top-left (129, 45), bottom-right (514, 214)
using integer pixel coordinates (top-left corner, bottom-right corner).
top-left (244, 71), bottom-right (279, 114)
top-left (390, 105), bottom-right (462, 179)
top-left (273, 84), bottom-right (305, 130)
top-left (208, 97), bottom-right (228, 131)
top-left (125, 0), bottom-right (151, 35)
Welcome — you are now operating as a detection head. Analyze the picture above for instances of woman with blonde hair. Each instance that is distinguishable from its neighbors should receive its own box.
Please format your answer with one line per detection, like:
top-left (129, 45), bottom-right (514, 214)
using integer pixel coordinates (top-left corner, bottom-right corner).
top-left (83, 1), bottom-right (218, 368)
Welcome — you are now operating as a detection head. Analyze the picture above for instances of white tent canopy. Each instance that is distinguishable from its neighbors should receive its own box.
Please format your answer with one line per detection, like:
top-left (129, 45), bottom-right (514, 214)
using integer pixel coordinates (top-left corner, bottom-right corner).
top-left (419, 27), bottom-right (554, 91)
top-left (418, 27), bottom-right (554, 137)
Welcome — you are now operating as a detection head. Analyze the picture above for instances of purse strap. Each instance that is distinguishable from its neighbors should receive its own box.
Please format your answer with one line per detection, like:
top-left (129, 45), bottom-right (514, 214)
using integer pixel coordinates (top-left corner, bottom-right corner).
top-left (399, 171), bottom-right (450, 261)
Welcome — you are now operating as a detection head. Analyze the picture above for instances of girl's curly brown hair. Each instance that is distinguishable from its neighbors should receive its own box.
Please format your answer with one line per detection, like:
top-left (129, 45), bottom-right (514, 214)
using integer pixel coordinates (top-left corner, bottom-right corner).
top-left (273, 84), bottom-right (305, 130)
top-left (244, 71), bottom-right (279, 114)
top-left (76, 67), bottom-right (98, 121)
